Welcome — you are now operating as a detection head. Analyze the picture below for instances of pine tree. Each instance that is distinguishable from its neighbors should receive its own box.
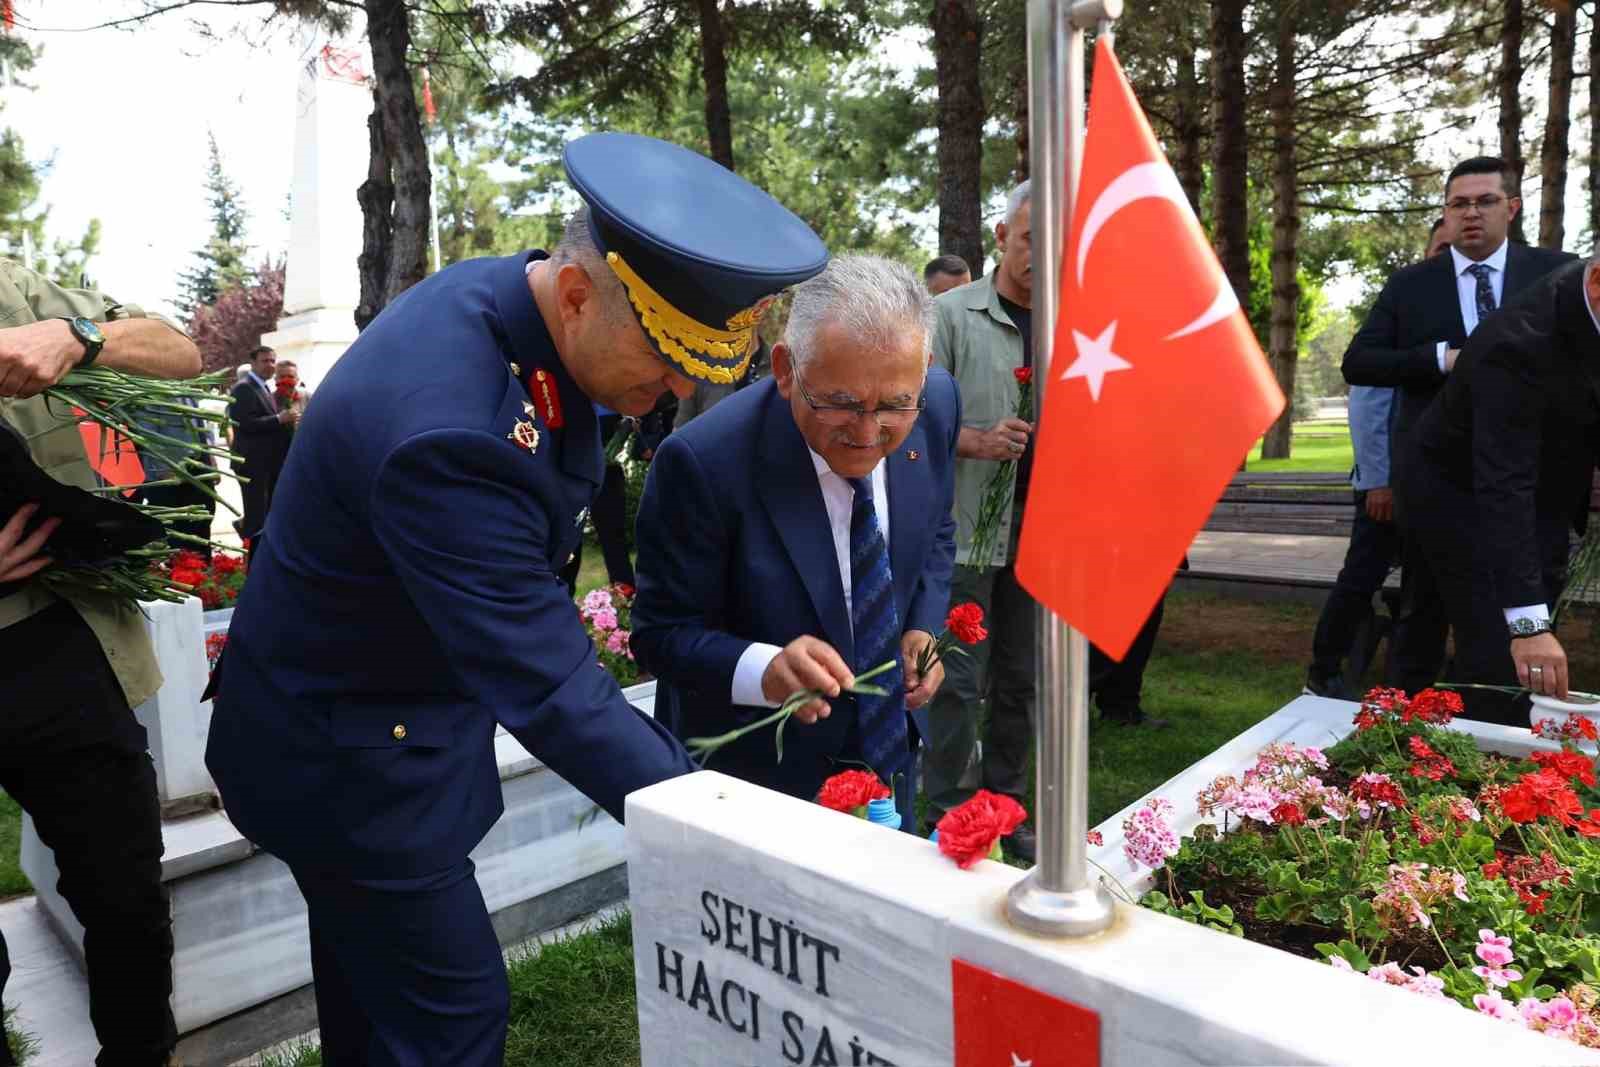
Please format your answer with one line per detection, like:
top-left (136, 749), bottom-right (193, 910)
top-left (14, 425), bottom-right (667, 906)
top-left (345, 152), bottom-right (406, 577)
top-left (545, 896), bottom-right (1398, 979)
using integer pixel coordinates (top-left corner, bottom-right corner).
top-left (175, 131), bottom-right (252, 321)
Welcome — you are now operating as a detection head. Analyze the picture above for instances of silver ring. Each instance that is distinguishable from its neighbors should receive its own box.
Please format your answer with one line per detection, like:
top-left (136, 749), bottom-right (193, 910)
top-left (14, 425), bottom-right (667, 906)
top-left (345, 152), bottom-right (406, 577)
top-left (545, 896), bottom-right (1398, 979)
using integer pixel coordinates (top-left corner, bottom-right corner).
top-left (1011, 441), bottom-right (1024, 452)
top-left (1531, 665), bottom-right (1544, 676)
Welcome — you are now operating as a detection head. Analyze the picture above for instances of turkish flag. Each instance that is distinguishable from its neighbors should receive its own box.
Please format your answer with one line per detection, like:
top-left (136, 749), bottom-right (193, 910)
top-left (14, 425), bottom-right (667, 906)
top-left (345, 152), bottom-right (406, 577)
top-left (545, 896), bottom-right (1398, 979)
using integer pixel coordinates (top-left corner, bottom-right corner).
top-left (952, 959), bottom-right (1099, 1067)
top-left (76, 414), bottom-right (146, 493)
top-left (1015, 39), bottom-right (1283, 659)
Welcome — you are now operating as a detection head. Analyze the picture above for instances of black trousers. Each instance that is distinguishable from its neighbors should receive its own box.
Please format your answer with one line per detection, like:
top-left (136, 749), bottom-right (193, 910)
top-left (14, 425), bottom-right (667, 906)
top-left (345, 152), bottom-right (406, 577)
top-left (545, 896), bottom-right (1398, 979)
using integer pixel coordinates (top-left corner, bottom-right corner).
top-left (1310, 490), bottom-right (1403, 682)
top-left (236, 450), bottom-right (281, 543)
top-left (1409, 467), bottom-right (1569, 726)
top-left (0, 603), bottom-right (175, 1066)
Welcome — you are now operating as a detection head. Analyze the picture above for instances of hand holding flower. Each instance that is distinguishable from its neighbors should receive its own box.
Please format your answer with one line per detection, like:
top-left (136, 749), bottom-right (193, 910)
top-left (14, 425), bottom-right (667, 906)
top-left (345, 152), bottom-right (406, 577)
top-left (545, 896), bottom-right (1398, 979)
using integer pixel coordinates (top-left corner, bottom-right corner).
top-left (901, 629), bottom-right (942, 710)
top-left (760, 635), bottom-right (854, 724)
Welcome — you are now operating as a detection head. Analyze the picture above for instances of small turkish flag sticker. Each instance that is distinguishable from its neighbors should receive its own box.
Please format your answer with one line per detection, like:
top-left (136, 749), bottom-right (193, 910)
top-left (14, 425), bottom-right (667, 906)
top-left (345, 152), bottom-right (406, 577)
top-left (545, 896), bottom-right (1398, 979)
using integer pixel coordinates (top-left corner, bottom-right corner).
top-left (952, 959), bottom-right (1100, 1067)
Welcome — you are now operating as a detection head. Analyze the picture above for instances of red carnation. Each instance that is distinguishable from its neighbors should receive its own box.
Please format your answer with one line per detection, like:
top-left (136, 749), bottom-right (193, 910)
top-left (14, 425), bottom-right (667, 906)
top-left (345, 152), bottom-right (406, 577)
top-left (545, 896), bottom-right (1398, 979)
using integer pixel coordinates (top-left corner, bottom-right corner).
top-left (936, 789), bottom-right (1027, 869)
top-left (945, 602), bottom-right (987, 645)
top-left (1271, 802), bottom-right (1306, 827)
top-left (1013, 367), bottom-right (1034, 386)
top-left (815, 770), bottom-right (891, 815)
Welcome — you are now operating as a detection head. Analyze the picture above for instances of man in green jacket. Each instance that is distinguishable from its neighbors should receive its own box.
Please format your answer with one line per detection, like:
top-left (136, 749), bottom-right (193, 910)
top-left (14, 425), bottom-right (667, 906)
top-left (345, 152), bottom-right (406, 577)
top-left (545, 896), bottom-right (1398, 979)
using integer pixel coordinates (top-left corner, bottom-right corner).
top-left (925, 182), bottom-right (1041, 860)
top-left (0, 260), bottom-right (200, 1067)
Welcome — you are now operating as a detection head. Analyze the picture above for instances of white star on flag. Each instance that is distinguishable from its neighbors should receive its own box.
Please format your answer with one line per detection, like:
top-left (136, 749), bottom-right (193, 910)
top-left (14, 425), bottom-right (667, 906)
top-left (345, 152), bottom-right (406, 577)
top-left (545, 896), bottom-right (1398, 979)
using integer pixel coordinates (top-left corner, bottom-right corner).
top-left (1010, 1054), bottom-right (1033, 1067)
top-left (1062, 321), bottom-right (1133, 402)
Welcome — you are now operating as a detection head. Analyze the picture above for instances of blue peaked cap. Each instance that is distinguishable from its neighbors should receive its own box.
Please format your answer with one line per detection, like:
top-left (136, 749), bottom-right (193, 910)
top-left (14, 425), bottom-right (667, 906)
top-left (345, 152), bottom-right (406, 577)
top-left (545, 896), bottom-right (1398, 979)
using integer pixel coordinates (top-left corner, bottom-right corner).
top-left (562, 132), bottom-right (828, 385)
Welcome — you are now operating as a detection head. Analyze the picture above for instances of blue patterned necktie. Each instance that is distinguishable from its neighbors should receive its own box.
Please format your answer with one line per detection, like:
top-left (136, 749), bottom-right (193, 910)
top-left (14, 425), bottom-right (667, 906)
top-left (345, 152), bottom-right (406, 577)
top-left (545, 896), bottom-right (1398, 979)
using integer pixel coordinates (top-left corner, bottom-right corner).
top-left (1467, 262), bottom-right (1497, 324)
top-left (846, 475), bottom-right (908, 780)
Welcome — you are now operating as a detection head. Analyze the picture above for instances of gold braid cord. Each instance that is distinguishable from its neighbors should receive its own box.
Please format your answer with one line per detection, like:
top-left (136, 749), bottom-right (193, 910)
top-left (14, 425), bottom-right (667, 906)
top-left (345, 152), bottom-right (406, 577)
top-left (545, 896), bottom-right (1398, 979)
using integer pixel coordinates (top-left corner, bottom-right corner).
top-left (606, 251), bottom-right (771, 385)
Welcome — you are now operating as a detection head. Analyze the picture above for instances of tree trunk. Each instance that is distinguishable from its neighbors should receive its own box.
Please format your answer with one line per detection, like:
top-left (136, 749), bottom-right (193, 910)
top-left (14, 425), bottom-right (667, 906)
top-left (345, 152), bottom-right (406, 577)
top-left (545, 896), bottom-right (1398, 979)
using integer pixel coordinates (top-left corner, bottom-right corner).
top-left (1499, 0), bottom-right (1526, 243)
top-left (1209, 0), bottom-right (1249, 304)
top-left (1173, 45), bottom-right (1206, 216)
top-left (1592, 0), bottom-right (1600, 241)
top-left (1262, 10), bottom-right (1300, 461)
top-left (1012, 66), bottom-right (1029, 183)
top-left (1539, 0), bottom-right (1576, 250)
top-left (355, 104), bottom-right (393, 333)
top-left (931, 0), bottom-right (985, 276)
top-left (366, 0), bottom-right (430, 312)
top-left (695, 0), bottom-right (736, 170)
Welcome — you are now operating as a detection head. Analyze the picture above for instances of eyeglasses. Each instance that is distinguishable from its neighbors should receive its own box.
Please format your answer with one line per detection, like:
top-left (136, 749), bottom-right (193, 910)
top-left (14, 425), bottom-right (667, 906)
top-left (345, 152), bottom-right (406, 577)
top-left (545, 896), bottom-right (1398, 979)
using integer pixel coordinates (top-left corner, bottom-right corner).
top-left (793, 368), bottom-right (926, 428)
top-left (1445, 195), bottom-right (1508, 215)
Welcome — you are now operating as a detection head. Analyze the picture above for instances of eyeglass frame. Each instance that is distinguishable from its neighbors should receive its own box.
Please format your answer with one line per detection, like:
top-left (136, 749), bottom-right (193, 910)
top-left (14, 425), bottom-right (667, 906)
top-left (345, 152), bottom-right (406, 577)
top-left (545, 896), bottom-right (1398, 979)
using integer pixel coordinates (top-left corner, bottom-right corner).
top-left (791, 365), bottom-right (927, 427)
top-left (1444, 194), bottom-right (1513, 215)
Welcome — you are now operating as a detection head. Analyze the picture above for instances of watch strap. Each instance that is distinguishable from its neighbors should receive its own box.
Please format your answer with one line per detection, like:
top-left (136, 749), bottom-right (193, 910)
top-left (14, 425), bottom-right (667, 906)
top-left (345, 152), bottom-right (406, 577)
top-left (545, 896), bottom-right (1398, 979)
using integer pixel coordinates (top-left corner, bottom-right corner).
top-left (60, 316), bottom-right (104, 367)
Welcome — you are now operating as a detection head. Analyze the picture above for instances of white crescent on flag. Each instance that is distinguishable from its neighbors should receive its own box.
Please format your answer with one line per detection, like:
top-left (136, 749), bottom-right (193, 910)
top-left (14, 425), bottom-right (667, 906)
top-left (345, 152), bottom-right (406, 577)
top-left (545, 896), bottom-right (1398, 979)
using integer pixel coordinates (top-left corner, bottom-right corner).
top-left (1074, 160), bottom-right (1239, 341)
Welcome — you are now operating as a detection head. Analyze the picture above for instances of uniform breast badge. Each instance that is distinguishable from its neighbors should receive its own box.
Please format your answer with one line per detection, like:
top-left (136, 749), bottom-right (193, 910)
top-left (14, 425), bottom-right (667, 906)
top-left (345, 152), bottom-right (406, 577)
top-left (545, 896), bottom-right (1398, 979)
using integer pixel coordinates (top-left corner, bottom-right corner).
top-left (507, 419), bottom-right (540, 454)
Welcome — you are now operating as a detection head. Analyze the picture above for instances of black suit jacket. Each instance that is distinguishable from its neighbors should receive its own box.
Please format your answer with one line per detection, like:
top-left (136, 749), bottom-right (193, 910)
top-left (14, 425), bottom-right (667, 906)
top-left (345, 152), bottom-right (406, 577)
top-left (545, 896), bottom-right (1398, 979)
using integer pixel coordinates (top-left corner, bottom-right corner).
top-left (1342, 242), bottom-right (1574, 504)
top-left (229, 377), bottom-right (290, 467)
top-left (1413, 260), bottom-right (1600, 610)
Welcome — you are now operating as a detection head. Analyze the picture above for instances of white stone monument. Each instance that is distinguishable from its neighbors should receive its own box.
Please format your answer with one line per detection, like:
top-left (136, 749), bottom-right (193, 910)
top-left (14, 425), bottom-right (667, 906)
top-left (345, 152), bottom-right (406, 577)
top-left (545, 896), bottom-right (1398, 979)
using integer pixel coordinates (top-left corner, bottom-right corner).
top-left (260, 42), bottom-right (372, 391)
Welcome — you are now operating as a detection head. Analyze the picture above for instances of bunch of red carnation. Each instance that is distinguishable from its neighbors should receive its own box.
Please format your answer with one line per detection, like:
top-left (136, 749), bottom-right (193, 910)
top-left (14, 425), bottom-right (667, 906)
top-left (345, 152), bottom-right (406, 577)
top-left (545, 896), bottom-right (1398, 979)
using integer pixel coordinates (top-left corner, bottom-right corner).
top-left (935, 789), bottom-right (1027, 869)
top-left (815, 770), bottom-right (891, 816)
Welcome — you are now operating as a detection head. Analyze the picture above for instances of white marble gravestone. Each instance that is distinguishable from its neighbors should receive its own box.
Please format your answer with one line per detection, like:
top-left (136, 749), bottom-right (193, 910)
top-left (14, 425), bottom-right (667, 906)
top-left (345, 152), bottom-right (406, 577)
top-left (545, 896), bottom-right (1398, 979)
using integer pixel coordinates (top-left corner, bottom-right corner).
top-left (260, 41), bottom-right (372, 391)
top-left (628, 769), bottom-right (1600, 1066)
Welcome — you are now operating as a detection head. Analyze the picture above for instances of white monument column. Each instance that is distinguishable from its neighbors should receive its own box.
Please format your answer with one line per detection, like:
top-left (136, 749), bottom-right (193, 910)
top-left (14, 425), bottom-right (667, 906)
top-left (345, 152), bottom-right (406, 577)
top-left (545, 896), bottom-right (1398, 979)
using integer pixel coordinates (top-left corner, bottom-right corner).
top-left (261, 43), bottom-right (373, 391)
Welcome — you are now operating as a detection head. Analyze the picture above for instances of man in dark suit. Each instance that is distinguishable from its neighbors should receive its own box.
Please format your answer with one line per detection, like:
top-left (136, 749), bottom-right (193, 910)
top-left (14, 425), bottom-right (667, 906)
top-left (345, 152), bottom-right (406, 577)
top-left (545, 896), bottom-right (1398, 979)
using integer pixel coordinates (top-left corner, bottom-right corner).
top-left (205, 133), bottom-right (827, 1064)
top-left (1342, 156), bottom-right (1573, 693)
top-left (1409, 256), bottom-right (1600, 723)
top-left (632, 256), bottom-right (960, 830)
top-left (228, 344), bottom-right (295, 543)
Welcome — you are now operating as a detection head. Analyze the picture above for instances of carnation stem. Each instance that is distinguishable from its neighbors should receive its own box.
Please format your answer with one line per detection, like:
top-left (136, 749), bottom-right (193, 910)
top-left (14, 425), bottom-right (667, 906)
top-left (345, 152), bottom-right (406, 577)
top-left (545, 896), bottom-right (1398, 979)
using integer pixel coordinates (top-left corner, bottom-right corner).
top-left (686, 659), bottom-right (898, 766)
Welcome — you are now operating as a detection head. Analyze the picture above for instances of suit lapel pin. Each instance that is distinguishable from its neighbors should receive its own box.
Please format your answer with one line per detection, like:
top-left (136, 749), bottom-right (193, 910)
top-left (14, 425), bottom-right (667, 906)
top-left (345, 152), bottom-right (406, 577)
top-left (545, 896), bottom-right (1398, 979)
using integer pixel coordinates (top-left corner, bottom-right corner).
top-left (906, 449), bottom-right (919, 461)
top-left (507, 419), bottom-right (540, 454)
top-left (510, 362), bottom-right (522, 377)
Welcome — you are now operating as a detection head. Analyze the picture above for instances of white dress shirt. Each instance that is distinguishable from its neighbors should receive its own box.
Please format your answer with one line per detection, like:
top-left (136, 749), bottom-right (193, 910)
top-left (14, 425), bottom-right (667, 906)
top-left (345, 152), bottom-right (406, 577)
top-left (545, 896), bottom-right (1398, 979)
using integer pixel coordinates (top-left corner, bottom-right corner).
top-left (1504, 274), bottom-right (1600, 628)
top-left (730, 451), bottom-right (891, 708)
top-left (1436, 240), bottom-right (1508, 371)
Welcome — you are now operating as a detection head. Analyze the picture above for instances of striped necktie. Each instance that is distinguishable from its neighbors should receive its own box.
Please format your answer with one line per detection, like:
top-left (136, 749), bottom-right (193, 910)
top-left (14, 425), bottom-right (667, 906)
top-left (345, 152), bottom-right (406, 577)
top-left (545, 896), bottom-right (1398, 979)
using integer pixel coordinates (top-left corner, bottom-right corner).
top-left (846, 475), bottom-right (908, 781)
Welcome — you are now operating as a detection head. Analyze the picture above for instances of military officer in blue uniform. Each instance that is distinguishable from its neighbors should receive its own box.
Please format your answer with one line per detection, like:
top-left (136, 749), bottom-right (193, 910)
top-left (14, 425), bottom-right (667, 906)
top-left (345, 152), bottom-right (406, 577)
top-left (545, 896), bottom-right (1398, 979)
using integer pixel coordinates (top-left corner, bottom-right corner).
top-left (204, 133), bottom-right (829, 1065)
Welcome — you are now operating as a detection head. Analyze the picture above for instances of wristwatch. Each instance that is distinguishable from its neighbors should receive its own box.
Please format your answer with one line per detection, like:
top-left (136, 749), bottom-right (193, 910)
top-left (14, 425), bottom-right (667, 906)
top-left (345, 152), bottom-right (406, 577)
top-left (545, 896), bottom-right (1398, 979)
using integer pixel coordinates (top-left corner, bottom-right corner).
top-left (1508, 617), bottom-right (1553, 639)
top-left (59, 316), bottom-right (105, 368)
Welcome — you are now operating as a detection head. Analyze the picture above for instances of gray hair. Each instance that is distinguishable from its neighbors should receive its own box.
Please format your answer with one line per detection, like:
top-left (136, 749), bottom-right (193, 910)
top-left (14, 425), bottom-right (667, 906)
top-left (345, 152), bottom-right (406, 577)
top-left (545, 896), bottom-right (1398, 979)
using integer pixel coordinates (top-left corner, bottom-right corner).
top-left (1003, 180), bottom-right (1031, 225)
top-left (552, 205), bottom-right (631, 325)
top-left (785, 255), bottom-right (934, 369)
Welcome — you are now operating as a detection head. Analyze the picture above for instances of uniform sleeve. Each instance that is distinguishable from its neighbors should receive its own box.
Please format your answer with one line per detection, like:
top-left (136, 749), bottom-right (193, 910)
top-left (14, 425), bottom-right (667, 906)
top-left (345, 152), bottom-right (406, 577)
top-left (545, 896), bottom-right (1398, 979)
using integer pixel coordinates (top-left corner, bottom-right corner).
top-left (629, 432), bottom-right (757, 701)
top-left (931, 299), bottom-right (959, 377)
top-left (1341, 277), bottom-right (1445, 388)
top-left (1471, 341), bottom-right (1548, 611)
top-left (370, 427), bottom-right (696, 823)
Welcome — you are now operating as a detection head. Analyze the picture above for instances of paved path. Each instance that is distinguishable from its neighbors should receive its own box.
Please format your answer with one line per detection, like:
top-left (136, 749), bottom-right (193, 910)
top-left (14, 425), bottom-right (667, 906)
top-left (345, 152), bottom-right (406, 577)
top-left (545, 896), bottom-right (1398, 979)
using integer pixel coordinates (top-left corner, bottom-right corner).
top-left (1, 897), bottom-right (95, 1067)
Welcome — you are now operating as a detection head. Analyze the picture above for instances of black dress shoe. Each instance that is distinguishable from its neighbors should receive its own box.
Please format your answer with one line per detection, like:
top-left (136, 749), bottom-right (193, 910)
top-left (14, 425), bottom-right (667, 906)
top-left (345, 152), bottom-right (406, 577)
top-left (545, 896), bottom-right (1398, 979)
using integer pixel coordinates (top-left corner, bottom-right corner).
top-left (1303, 671), bottom-right (1351, 700)
top-left (1007, 823), bottom-right (1037, 865)
top-left (1103, 707), bottom-right (1172, 729)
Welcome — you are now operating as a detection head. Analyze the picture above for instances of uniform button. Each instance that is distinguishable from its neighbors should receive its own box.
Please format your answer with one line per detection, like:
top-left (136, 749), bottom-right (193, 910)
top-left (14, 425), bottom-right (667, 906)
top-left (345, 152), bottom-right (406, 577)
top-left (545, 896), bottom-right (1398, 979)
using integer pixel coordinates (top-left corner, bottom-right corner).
top-left (567, 553), bottom-right (576, 564)
top-left (393, 724), bottom-right (407, 741)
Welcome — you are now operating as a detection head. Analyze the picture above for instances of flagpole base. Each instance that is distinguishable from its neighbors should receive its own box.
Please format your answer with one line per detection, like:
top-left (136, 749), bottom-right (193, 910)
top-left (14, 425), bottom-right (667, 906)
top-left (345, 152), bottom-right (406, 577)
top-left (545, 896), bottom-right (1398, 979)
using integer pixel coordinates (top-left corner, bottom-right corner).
top-left (1005, 871), bottom-right (1117, 938)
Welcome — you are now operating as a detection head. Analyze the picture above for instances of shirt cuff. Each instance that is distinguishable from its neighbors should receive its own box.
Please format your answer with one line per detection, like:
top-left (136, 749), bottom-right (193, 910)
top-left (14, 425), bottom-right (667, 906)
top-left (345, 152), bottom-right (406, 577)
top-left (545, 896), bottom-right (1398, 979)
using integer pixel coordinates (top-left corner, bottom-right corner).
top-left (1436, 341), bottom-right (1449, 373)
top-left (1504, 604), bottom-right (1551, 626)
top-left (731, 642), bottom-right (785, 708)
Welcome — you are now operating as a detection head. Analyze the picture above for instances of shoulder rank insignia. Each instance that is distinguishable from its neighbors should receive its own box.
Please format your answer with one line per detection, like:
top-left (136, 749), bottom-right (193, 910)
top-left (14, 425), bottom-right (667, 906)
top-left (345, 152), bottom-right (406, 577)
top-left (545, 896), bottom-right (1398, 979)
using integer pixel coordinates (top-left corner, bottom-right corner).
top-left (508, 419), bottom-right (540, 454)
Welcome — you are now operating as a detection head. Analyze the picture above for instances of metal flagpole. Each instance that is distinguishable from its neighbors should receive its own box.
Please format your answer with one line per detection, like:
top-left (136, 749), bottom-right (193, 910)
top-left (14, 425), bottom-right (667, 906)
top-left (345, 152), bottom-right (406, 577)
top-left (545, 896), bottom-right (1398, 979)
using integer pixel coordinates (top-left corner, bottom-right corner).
top-left (1005, 0), bottom-right (1121, 938)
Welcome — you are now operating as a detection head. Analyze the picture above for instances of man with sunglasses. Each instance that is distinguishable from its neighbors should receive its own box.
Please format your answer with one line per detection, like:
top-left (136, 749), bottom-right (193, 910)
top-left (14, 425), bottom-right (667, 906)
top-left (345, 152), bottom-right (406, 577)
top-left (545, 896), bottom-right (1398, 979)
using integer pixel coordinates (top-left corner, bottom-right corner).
top-left (1342, 157), bottom-right (1573, 698)
top-left (632, 256), bottom-right (960, 830)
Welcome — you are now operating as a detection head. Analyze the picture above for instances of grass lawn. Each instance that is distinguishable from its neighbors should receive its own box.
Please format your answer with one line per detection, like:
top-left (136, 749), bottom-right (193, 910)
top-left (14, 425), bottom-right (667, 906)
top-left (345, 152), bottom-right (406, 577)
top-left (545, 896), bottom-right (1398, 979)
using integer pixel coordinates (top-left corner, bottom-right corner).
top-left (0, 794), bottom-right (25, 900)
top-left (1245, 418), bottom-right (1353, 474)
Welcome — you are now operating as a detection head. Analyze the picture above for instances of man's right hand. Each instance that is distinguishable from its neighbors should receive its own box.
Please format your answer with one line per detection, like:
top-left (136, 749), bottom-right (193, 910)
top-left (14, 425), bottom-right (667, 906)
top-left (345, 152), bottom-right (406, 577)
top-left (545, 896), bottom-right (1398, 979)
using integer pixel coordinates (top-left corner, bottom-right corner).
top-left (0, 503), bottom-right (60, 584)
top-left (760, 636), bottom-right (854, 724)
top-left (1364, 487), bottom-right (1394, 523)
top-left (962, 417), bottom-right (1033, 462)
top-left (278, 409), bottom-right (299, 426)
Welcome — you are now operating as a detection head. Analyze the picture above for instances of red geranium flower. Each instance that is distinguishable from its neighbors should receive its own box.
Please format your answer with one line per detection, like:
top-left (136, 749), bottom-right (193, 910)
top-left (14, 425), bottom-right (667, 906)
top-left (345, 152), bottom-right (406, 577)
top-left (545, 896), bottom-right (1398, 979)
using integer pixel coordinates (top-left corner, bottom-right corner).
top-left (1500, 769), bottom-right (1583, 826)
top-left (1401, 688), bottom-right (1462, 726)
top-left (815, 770), bottom-right (891, 814)
top-left (1086, 830), bottom-right (1104, 846)
top-left (1531, 750), bottom-right (1598, 788)
top-left (936, 790), bottom-right (1027, 869)
top-left (1013, 367), bottom-right (1033, 386)
top-left (1271, 802), bottom-right (1306, 827)
top-left (614, 583), bottom-right (636, 600)
top-left (945, 602), bottom-right (987, 645)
